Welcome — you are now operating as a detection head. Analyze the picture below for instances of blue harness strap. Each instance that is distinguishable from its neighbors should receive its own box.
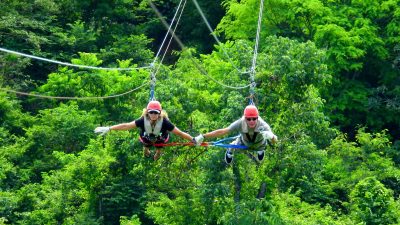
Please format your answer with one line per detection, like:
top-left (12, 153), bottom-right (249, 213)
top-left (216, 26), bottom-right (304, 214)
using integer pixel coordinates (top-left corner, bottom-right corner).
top-left (212, 135), bottom-right (240, 144)
top-left (212, 143), bottom-right (248, 149)
top-left (210, 135), bottom-right (248, 149)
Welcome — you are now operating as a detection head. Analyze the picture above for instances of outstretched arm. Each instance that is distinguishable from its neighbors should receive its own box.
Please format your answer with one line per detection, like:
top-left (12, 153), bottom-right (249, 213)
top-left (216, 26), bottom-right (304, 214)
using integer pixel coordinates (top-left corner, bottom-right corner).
top-left (171, 127), bottom-right (193, 141)
top-left (109, 121), bottom-right (137, 131)
top-left (203, 127), bottom-right (230, 139)
top-left (194, 127), bottom-right (230, 145)
top-left (260, 130), bottom-right (278, 144)
top-left (94, 121), bottom-right (137, 135)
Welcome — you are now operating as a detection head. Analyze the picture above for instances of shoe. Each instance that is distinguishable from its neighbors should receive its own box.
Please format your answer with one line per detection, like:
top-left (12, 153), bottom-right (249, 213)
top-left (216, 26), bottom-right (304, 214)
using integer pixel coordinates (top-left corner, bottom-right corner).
top-left (154, 149), bottom-right (162, 161)
top-left (225, 150), bottom-right (233, 164)
top-left (257, 150), bottom-right (265, 161)
top-left (143, 147), bottom-right (151, 158)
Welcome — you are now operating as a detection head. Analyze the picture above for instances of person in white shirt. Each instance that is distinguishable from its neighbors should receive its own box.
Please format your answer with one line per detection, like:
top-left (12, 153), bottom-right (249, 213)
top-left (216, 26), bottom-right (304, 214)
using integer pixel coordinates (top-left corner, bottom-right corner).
top-left (194, 105), bottom-right (277, 164)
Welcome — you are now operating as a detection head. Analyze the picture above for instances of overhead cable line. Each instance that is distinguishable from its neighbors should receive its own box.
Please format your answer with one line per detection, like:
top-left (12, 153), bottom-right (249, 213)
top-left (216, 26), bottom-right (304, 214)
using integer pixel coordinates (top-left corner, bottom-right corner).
top-left (191, 0), bottom-right (247, 74)
top-left (0, 47), bottom-right (151, 71)
top-left (0, 81), bottom-right (149, 100)
top-left (0, 2), bottom-right (187, 101)
top-left (148, 0), bottom-right (250, 90)
top-left (154, 0), bottom-right (187, 76)
top-left (248, 0), bottom-right (264, 105)
top-left (149, 0), bottom-right (187, 100)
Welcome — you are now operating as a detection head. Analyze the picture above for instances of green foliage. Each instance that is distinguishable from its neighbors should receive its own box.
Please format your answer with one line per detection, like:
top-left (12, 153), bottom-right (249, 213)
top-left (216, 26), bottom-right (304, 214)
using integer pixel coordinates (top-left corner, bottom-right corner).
top-left (322, 129), bottom-right (400, 213)
top-left (0, 0), bottom-right (58, 49)
top-left (146, 192), bottom-right (205, 225)
top-left (99, 34), bottom-right (153, 66)
top-left (0, 91), bottom-right (33, 135)
top-left (12, 139), bottom-right (115, 224)
top-left (1, 1), bottom-right (400, 224)
top-left (274, 192), bottom-right (354, 225)
top-left (0, 54), bottom-right (32, 89)
top-left (349, 177), bottom-right (400, 224)
top-left (120, 214), bottom-right (141, 225)
top-left (25, 103), bottom-right (96, 154)
top-left (54, 20), bottom-right (99, 54)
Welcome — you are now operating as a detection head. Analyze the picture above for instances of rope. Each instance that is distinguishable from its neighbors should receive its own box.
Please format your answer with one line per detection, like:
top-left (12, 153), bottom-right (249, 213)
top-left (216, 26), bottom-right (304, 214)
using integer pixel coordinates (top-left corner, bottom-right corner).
top-left (0, 81), bottom-right (149, 100)
top-left (149, 0), bottom-right (187, 101)
top-left (191, 0), bottom-right (246, 74)
top-left (151, 0), bottom-right (186, 65)
top-left (148, 0), bottom-right (250, 90)
top-left (0, 47), bottom-right (151, 71)
top-left (1, 1), bottom-right (186, 101)
top-left (153, 141), bottom-right (247, 149)
top-left (248, 0), bottom-right (264, 105)
top-left (152, 135), bottom-right (248, 149)
top-left (149, 65), bottom-right (156, 101)
top-left (154, 0), bottom-right (187, 76)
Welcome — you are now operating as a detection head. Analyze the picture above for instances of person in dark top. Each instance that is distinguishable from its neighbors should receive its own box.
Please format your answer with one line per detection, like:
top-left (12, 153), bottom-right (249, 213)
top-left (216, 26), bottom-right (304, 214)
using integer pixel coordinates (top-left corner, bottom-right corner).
top-left (95, 101), bottom-right (194, 160)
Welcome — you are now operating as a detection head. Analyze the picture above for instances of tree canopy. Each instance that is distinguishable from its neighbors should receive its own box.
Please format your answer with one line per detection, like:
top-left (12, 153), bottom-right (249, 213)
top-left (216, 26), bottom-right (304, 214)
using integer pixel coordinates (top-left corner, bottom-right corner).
top-left (1, 0), bottom-right (399, 224)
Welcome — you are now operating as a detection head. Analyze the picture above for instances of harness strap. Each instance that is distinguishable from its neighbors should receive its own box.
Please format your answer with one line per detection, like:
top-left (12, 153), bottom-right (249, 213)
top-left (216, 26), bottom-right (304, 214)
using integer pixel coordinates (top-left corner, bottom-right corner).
top-left (245, 132), bottom-right (259, 143)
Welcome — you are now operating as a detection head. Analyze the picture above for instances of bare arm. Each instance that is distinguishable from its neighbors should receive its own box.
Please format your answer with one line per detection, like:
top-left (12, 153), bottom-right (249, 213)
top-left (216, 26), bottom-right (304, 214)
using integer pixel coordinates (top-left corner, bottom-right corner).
top-left (110, 121), bottom-right (137, 131)
top-left (172, 127), bottom-right (193, 141)
top-left (203, 127), bottom-right (230, 139)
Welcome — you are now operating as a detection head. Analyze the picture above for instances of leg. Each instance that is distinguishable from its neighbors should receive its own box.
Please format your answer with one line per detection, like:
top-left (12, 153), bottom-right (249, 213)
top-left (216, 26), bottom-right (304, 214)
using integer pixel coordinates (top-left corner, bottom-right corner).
top-left (153, 134), bottom-right (169, 161)
top-left (154, 148), bottom-right (162, 161)
top-left (257, 144), bottom-right (267, 162)
top-left (225, 148), bottom-right (234, 164)
top-left (139, 136), bottom-right (152, 157)
top-left (224, 138), bottom-right (240, 164)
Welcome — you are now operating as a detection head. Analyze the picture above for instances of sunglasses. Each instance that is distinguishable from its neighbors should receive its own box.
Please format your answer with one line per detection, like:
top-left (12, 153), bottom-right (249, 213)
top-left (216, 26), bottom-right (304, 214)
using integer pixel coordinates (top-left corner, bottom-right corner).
top-left (148, 111), bottom-right (160, 115)
top-left (246, 117), bottom-right (258, 121)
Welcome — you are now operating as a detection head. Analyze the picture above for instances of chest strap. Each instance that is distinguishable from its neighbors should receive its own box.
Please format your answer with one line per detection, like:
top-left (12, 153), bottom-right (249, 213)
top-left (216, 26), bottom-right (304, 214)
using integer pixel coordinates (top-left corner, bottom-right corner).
top-left (144, 117), bottom-right (163, 136)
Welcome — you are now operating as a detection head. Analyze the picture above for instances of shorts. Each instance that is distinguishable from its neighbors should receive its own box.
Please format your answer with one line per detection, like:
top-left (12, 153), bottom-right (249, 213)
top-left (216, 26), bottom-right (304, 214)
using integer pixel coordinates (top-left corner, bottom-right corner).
top-left (139, 134), bottom-right (170, 148)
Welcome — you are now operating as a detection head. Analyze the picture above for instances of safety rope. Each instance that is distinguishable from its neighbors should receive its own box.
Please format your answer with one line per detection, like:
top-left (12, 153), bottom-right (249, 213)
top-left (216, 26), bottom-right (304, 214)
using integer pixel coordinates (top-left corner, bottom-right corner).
top-left (0, 47), bottom-right (151, 71)
top-left (248, 0), bottom-right (264, 105)
top-left (148, 1), bottom-right (250, 90)
top-left (153, 135), bottom-right (248, 149)
top-left (153, 142), bottom-right (247, 149)
top-left (1, 1), bottom-right (186, 101)
top-left (149, 0), bottom-right (187, 101)
top-left (154, 0), bottom-right (187, 77)
top-left (0, 81), bottom-right (148, 100)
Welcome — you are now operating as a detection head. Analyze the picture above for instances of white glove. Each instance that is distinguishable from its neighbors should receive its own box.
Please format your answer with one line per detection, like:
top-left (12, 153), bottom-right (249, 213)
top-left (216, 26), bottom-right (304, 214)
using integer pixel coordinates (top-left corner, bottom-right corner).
top-left (261, 131), bottom-right (278, 144)
top-left (194, 134), bottom-right (204, 146)
top-left (94, 126), bottom-right (110, 136)
top-left (261, 131), bottom-right (275, 140)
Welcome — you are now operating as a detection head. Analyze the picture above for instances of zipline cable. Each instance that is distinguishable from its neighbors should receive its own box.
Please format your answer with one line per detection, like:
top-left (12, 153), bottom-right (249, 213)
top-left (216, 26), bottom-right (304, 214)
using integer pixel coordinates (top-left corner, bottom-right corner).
top-left (154, 0), bottom-right (187, 77)
top-left (0, 2), bottom-right (186, 101)
top-left (148, 0), bottom-right (250, 90)
top-left (248, 0), bottom-right (264, 105)
top-left (149, 0), bottom-right (187, 100)
top-left (151, 0), bottom-right (186, 65)
top-left (191, 0), bottom-right (247, 74)
top-left (0, 47), bottom-right (151, 71)
top-left (0, 81), bottom-right (149, 100)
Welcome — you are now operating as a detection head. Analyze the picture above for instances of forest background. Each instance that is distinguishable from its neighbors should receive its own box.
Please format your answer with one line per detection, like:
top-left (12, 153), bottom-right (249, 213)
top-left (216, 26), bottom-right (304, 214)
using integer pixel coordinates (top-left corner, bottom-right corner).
top-left (1, 0), bottom-right (400, 224)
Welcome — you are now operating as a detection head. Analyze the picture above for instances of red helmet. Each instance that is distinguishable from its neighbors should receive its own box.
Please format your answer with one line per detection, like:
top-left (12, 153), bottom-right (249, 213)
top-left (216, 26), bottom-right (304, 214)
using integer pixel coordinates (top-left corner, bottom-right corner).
top-left (147, 100), bottom-right (162, 113)
top-left (244, 105), bottom-right (259, 117)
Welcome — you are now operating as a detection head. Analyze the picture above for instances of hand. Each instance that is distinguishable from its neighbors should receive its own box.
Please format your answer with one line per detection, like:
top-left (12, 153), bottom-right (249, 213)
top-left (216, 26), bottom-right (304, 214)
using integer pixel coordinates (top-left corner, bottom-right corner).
top-left (271, 135), bottom-right (278, 144)
top-left (261, 131), bottom-right (278, 144)
top-left (194, 134), bottom-right (204, 146)
top-left (94, 126), bottom-right (110, 136)
top-left (261, 131), bottom-right (274, 140)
